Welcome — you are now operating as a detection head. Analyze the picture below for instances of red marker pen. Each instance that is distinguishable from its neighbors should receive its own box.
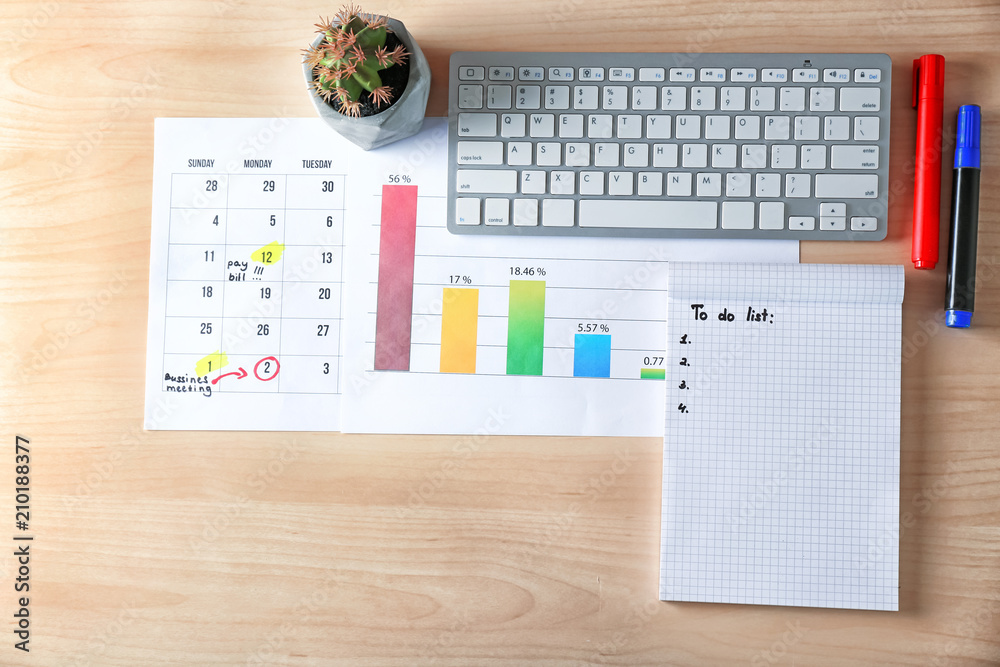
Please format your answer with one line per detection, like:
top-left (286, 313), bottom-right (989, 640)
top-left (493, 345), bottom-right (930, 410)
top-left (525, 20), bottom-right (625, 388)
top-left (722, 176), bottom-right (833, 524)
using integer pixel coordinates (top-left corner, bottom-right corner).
top-left (911, 54), bottom-right (945, 269)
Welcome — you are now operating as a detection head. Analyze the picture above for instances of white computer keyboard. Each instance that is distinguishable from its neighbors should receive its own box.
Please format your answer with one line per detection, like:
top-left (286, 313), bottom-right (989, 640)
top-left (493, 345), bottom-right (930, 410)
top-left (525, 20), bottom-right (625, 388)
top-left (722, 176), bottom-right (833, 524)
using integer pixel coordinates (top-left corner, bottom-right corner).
top-left (447, 52), bottom-right (891, 240)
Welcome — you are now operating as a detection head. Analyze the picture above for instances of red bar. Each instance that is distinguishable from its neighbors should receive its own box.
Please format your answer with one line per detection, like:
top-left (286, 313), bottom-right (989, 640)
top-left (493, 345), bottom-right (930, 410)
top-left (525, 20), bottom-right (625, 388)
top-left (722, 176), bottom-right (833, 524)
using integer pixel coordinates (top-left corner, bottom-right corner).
top-left (911, 54), bottom-right (945, 270)
top-left (374, 184), bottom-right (419, 370)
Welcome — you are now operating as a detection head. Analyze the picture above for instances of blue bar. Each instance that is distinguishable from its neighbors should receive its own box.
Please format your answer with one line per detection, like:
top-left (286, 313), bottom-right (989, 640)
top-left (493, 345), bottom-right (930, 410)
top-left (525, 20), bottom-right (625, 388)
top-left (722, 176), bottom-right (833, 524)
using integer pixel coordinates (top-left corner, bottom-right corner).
top-left (573, 334), bottom-right (611, 378)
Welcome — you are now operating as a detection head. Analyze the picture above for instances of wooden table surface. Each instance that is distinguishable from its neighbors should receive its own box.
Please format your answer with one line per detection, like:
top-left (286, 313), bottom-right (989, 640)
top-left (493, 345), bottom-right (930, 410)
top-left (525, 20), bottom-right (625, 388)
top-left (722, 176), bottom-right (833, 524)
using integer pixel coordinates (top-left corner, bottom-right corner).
top-left (2, 0), bottom-right (999, 664)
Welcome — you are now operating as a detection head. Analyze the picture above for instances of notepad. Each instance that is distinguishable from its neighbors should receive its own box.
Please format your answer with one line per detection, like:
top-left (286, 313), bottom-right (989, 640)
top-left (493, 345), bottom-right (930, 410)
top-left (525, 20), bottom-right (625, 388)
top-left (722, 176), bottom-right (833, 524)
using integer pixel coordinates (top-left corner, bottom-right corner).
top-left (660, 263), bottom-right (903, 611)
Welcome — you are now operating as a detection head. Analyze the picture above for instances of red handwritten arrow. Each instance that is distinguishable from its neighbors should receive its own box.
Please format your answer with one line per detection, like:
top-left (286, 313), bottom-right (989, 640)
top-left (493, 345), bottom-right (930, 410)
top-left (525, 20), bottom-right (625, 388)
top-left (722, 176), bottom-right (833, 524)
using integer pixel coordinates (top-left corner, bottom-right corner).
top-left (211, 367), bottom-right (248, 385)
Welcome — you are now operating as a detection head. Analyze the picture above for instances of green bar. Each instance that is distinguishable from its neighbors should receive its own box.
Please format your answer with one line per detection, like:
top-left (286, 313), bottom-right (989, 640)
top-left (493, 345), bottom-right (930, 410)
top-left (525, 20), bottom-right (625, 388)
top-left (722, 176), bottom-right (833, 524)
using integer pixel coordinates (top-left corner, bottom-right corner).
top-left (506, 280), bottom-right (546, 375)
top-left (641, 368), bottom-right (665, 379)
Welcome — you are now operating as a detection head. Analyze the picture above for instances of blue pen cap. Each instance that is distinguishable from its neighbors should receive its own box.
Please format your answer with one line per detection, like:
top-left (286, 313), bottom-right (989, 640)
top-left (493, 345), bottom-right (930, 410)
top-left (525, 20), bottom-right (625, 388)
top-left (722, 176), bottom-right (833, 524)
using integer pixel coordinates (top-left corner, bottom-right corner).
top-left (955, 105), bottom-right (981, 169)
top-left (946, 310), bottom-right (972, 328)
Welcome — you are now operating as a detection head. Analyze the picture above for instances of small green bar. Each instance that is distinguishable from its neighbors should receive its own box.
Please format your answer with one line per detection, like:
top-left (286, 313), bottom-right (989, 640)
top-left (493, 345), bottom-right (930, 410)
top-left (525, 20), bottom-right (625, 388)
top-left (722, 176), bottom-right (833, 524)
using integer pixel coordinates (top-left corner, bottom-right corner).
top-left (641, 367), bottom-right (665, 379)
top-left (506, 280), bottom-right (546, 376)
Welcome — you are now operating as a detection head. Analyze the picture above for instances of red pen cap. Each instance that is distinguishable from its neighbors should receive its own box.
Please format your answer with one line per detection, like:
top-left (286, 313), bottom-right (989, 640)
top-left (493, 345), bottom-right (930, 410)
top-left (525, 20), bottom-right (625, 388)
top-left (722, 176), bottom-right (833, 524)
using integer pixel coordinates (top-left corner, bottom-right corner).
top-left (912, 54), bottom-right (945, 108)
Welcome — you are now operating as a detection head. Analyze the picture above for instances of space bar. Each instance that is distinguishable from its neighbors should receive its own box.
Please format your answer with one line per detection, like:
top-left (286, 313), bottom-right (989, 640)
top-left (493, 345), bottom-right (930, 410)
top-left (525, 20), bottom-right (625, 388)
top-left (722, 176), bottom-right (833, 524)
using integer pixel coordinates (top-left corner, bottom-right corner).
top-left (579, 201), bottom-right (718, 228)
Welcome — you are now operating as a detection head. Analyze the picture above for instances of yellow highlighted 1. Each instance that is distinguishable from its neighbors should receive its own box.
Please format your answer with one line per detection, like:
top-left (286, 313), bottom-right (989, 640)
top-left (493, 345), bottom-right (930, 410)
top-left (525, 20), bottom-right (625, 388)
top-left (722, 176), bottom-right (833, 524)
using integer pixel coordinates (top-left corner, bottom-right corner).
top-left (195, 350), bottom-right (228, 377)
top-left (251, 241), bottom-right (285, 265)
top-left (440, 288), bottom-right (479, 373)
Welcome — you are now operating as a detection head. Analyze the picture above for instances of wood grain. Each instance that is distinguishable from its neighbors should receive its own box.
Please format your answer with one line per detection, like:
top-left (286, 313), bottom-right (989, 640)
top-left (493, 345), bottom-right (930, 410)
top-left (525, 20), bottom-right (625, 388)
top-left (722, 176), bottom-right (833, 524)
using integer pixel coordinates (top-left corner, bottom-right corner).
top-left (2, 0), bottom-right (999, 664)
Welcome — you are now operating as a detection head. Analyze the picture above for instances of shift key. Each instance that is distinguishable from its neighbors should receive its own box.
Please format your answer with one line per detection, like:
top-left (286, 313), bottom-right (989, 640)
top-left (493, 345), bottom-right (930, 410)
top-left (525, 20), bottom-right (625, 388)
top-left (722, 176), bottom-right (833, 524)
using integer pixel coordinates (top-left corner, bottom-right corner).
top-left (456, 169), bottom-right (518, 193)
top-left (815, 174), bottom-right (878, 198)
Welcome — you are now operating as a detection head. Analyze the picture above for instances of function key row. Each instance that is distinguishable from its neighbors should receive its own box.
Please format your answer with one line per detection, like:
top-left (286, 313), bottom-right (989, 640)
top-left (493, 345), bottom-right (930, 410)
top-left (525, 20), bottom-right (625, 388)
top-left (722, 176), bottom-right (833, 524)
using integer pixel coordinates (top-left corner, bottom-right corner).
top-left (458, 66), bottom-right (882, 84)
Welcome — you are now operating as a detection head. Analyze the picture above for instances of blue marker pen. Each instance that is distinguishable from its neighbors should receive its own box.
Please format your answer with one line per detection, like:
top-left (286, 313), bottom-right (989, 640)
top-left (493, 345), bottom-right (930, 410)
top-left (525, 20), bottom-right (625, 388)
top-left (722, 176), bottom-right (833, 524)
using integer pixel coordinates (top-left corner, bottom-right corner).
top-left (945, 105), bottom-right (982, 328)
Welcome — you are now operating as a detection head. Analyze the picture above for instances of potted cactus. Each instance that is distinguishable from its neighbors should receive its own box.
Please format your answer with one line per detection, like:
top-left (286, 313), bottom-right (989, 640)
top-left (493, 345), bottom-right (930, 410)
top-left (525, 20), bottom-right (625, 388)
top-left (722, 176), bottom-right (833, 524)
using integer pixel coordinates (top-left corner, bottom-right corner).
top-left (303, 5), bottom-right (430, 150)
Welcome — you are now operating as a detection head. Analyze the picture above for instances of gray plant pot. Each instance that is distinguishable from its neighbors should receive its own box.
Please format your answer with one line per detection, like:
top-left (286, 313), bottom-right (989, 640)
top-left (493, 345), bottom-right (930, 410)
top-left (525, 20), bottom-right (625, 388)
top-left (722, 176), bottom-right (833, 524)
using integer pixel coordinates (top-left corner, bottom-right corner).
top-left (303, 17), bottom-right (430, 151)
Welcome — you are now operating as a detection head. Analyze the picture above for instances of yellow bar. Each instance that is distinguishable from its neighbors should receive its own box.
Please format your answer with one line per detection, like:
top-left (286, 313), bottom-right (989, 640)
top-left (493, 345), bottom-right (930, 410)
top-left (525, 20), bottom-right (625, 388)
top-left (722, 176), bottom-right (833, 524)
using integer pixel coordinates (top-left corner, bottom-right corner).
top-left (440, 288), bottom-right (479, 373)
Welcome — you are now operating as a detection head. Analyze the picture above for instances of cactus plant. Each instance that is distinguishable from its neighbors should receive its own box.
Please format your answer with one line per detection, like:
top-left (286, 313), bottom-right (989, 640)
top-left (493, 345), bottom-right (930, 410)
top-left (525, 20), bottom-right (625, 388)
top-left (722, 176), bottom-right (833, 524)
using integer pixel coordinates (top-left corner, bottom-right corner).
top-left (304, 4), bottom-right (410, 118)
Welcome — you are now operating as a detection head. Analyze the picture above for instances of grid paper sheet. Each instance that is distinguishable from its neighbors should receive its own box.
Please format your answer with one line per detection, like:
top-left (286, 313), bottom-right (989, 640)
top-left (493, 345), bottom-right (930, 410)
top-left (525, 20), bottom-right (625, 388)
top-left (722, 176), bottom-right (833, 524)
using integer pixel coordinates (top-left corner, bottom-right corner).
top-left (660, 263), bottom-right (903, 611)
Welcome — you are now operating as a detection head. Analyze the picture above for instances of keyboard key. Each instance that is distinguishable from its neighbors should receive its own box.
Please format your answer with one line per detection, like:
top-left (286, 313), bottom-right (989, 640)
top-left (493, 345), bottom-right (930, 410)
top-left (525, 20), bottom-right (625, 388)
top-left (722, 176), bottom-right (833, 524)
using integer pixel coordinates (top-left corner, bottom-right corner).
top-left (675, 115), bottom-right (700, 139)
top-left (548, 67), bottom-right (574, 81)
top-left (721, 87), bottom-right (746, 111)
top-left (639, 67), bottom-right (666, 82)
top-left (603, 86), bottom-right (628, 110)
top-left (457, 113), bottom-right (497, 137)
top-left (459, 66), bottom-right (485, 81)
top-left (594, 142), bottom-right (620, 166)
top-left (764, 116), bottom-right (789, 140)
top-left (558, 114), bottom-right (584, 138)
top-left (800, 145), bottom-right (826, 169)
top-left (529, 113), bottom-right (555, 138)
top-left (792, 68), bottom-right (819, 82)
top-left (726, 173), bottom-right (751, 197)
top-left (823, 68), bottom-right (850, 83)
top-left (507, 141), bottom-right (531, 165)
top-left (579, 201), bottom-right (718, 229)
top-left (485, 198), bottom-right (510, 225)
top-left (455, 197), bottom-right (481, 225)
top-left (854, 69), bottom-right (881, 83)
top-left (545, 86), bottom-right (570, 109)
top-left (500, 113), bottom-right (526, 138)
top-left (854, 116), bottom-right (880, 140)
top-left (815, 174), bottom-right (878, 198)
top-left (632, 86), bottom-right (657, 110)
top-left (608, 171), bottom-right (633, 195)
top-left (750, 87), bottom-right (775, 111)
top-left (521, 170), bottom-right (545, 194)
top-left (637, 172), bottom-right (663, 196)
top-left (617, 115), bottom-right (643, 139)
top-left (759, 202), bottom-right (785, 229)
top-left (653, 144), bottom-right (678, 168)
top-left (518, 67), bottom-right (544, 81)
top-left (608, 67), bottom-right (635, 81)
top-left (700, 68), bottom-right (726, 82)
top-left (542, 199), bottom-right (575, 226)
top-left (820, 203), bottom-right (847, 216)
top-left (770, 144), bottom-right (796, 169)
top-left (794, 116), bottom-right (820, 140)
top-left (696, 172), bottom-right (722, 196)
top-left (565, 142), bottom-right (590, 166)
top-left (712, 144), bottom-right (737, 168)
top-left (646, 115), bottom-right (671, 139)
top-left (588, 114), bottom-right (613, 138)
top-left (839, 88), bottom-right (880, 111)
top-left (824, 116), bottom-right (850, 140)
top-left (456, 169), bottom-right (517, 194)
top-left (487, 85), bottom-right (512, 109)
top-left (731, 68), bottom-right (757, 82)
top-left (851, 216), bottom-right (878, 231)
top-left (578, 67), bottom-right (604, 81)
top-left (458, 85), bottom-right (484, 109)
top-left (682, 144), bottom-right (708, 168)
top-left (755, 173), bottom-right (780, 197)
top-left (705, 115), bottom-right (730, 140)
top-left (574, 86), bottom-right (599, 110)
top-left (810, 87), bottom-right (835, 111)
top-left (820, 216), bottom-right (846, 231)
top-left (789, 216), bottom-right (815, 230)
top-left (742, 145), bottom-right (767, 169)
top-left (515, 85), bottom-right (542, 109)
top-left (536, 142), bottom-right (561, 166)
top-left (549, 171), bottom-right (575, 195)
top-left (722, 201), bottom-right (755, 228)
top-left (488, 66), bottom-right (514, 81)
top-left (580, 171), bottom-right (604, 195)
top-left (624, 143), bottom-right (649, 167)
top-left (735, 115), bottom-right (761, 139)
top-left (779, 87), bottom-right (805, 111)
top-left (761, 68), bottom-right (787, 82)
top-left (669, 68), bottom-right (695, 82)
top-left (691, 87), bottom-right (716, 110)
top-left (666, 172), bottom-right (692, 196)
top-left (457, 141), bottom-right (503, 165)
top-left (512, 198), bottom-right (538, 226)
top-left (785, 173), bottom-right (810, 197)
top-left (831, 145), bottom-right (879, 169)
top-left (661, 87), bottom-right (686, 110)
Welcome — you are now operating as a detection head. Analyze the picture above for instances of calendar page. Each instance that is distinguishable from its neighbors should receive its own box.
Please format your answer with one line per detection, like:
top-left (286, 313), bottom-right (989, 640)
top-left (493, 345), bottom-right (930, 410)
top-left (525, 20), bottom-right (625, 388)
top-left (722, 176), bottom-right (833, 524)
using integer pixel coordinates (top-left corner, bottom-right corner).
top-left (144, 119), bottom-right (351, 430)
